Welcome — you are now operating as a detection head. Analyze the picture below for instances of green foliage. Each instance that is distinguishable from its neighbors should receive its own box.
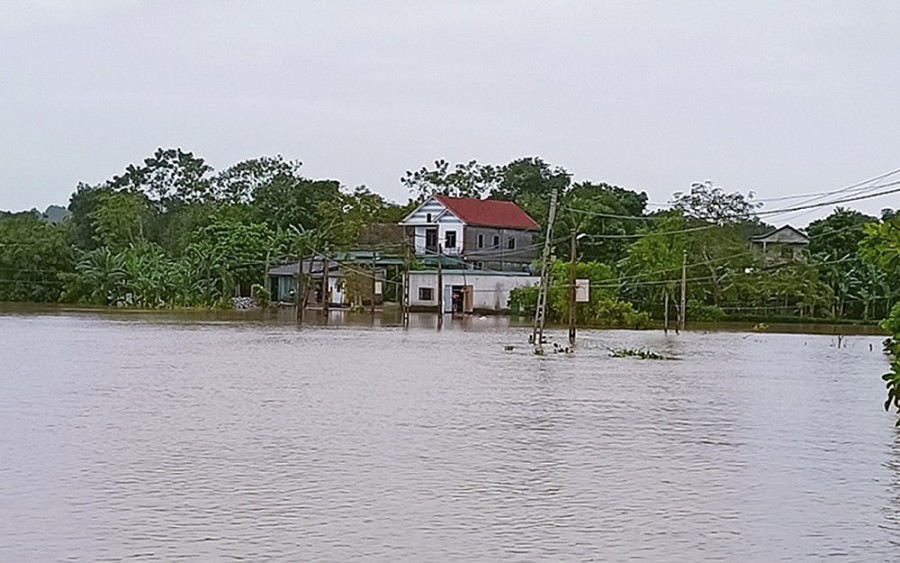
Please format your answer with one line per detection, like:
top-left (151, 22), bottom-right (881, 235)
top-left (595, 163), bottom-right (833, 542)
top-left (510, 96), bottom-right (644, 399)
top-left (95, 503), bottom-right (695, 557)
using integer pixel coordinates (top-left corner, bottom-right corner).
top-left (688, 301), bottom-right (726, 322)
top-left (251, 283), bottom-right (271, 307)
top-left (509, 259), bottom-right (650, 329)
top-left (807, 208), bottom-right (882, 319)
top-left (90, 191), bottom-right (151, 249)
top-left (881, 304), bottom-right (900, 425)
top-left (0, 213), bottom-right (72, 302)
top-left (401, 159), bottom-right (499, 200)
top-left (671, 180), bottom-right (762, 225)
top-left (559, 181), bottom-right (649, 263)
top-left (868, 219), bottom-right (900, 425)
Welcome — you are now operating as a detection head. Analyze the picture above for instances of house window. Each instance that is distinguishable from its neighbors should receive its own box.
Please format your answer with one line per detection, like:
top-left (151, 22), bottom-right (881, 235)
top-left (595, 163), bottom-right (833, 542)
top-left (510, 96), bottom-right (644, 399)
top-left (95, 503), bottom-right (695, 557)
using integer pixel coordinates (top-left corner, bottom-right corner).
top-left (492, 235), bottom-right (500, 248)
top-left (425, 228), bottom-right (438, 250)
top-left (477, 234), bottom-right (484, 248)
top-left (445, 230), bottom-right (457, 249)
top-left (426, 213), bottom-right (432, 223)
top-left (476, 261), bottom-right (484, 270)
top-left (419, 287), bottom-right (434, 301)
top-left (507, 238), bottom-right (516, 250)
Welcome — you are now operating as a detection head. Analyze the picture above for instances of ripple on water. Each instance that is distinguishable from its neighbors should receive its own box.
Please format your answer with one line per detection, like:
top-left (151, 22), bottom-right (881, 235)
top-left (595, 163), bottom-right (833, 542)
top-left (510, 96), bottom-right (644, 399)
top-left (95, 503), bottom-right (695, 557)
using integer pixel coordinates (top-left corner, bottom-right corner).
top-left (0, 314), bottom-right (897, 561)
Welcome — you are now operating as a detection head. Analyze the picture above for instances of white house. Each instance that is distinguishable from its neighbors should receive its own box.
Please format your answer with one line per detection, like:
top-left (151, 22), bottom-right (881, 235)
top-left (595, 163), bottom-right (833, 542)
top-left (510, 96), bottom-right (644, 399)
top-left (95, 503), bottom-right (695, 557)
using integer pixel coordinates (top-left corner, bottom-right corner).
top-left (408, 269), bottom-right (539, 314)
top-left (399, 195), bottom-right (541, 272)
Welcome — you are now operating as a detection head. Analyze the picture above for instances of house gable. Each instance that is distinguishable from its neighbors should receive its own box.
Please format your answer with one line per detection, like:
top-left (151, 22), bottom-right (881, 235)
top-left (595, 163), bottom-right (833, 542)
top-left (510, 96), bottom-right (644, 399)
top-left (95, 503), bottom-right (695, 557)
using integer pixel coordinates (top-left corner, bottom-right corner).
top-left (399, 196), bottom-right (465, 227)
top-left (750, 225), bottom-right (809, 245)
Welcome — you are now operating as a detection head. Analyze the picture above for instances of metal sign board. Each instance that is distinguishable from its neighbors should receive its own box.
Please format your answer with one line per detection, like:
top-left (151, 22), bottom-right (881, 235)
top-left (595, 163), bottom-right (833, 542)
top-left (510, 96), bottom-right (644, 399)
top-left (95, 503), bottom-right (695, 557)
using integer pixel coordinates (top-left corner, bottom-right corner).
top-left (575, 279), bottom-right (590, 303)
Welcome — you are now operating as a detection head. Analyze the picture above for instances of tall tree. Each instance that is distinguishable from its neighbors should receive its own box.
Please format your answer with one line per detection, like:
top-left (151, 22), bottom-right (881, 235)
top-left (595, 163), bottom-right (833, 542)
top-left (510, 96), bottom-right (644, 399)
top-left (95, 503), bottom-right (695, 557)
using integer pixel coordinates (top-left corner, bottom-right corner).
top-left (559, 181), bottom-right (649, 264)
top-left (671, 180), bottom-right (762, 226)
top-left (401, 159), bottom-right (499, 200)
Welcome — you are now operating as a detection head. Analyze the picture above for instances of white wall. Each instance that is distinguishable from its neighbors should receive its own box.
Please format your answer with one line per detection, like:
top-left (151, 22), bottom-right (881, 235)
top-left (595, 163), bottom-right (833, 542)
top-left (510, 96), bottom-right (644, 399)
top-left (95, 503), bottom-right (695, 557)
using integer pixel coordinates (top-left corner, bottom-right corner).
top-left (401, 197), bottom-right (464, 255)
top-left (409, 272), bottom-right (539, 312)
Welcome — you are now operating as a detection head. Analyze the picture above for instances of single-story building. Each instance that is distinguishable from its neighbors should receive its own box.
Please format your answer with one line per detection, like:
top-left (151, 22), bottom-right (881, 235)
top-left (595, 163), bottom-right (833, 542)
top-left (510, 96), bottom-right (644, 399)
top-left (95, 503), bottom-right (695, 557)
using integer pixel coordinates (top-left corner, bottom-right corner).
top-left (268, 252), bottom-right (405, 306)
top-left (750, 225), bottom-right (809, 263)
top-left (268, 260), bottom-right (347, 304)
top-left (408, 270), bottom-right (539, 314)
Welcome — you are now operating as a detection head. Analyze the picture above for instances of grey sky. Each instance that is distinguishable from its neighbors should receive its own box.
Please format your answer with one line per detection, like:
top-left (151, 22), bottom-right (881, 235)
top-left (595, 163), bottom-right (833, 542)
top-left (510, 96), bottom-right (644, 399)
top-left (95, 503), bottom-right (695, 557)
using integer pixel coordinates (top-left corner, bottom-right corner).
top-left (2, 1), bottom-right (899, 224)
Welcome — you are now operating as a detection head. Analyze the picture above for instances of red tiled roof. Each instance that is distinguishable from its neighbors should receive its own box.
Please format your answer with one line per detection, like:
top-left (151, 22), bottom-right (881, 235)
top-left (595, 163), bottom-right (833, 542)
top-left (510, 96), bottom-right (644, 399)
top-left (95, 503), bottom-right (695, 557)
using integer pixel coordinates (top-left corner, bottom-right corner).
top-left (434, 195), bottom-right (540, 231)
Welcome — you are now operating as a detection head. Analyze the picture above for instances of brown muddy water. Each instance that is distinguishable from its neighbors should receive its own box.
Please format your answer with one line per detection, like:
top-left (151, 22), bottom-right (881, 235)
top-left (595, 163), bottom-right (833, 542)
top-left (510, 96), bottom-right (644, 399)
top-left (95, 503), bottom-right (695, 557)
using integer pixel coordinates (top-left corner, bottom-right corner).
top-left (1, 307), bottom-right (898, 561)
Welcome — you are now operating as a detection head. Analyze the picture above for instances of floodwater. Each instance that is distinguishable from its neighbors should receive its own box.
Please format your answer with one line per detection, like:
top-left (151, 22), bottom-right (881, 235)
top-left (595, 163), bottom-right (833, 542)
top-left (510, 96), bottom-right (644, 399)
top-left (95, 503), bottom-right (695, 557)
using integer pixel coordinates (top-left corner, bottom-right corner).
top-left (1, 308), bottom-right (898, 561)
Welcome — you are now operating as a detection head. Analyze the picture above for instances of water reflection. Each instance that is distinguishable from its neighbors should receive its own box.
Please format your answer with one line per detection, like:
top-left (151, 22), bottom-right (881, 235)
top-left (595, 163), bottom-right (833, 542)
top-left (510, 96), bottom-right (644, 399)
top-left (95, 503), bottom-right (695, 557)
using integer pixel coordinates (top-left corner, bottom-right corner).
top-left (0, 310), bottom-right (896, 561)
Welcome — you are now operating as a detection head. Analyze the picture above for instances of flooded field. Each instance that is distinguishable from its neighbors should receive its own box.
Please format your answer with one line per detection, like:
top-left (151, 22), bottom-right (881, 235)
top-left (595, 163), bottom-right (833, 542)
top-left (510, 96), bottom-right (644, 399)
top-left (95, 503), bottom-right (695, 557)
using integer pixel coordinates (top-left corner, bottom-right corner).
top-left (1, 308), bottom-right (898, 561)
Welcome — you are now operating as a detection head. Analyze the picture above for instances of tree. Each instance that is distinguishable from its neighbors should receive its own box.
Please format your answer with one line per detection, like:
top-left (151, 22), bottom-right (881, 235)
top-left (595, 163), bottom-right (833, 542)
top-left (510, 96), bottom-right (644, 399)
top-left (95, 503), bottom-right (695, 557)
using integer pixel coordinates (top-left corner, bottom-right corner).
top-left (109, 147), bottom-right (214, 206)
top-left (235, 156), bottom-right (340, 232)
top-left (0, 213), bottom-right (72, 302)
top-left (807, 208), bottom-right (880, 318)
top-left (508, 259), bottom-right (650, 328)
top-left (619, 213), bottom-right (688, 320)
top-left (317, 186), bottom-right (410, 249)
top-left (489, 157), bottom-right (571, 224)
top-left (67, 182), bottom-right (112, 251)
top-left (671, 180), bottom-right (762, 226)
top-left (401, 159), bottom-right (499, 200)
top-left (90, 191), bottom-right (152, 250)
top-left (559, 181), bottom-right (649, 264)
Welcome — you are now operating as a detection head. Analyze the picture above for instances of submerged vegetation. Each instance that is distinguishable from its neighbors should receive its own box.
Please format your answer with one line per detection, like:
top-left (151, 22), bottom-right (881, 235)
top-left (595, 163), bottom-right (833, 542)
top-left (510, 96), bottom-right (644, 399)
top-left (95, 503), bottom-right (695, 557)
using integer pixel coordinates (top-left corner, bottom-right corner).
top-left (608, 348), bottom-right (672, 360)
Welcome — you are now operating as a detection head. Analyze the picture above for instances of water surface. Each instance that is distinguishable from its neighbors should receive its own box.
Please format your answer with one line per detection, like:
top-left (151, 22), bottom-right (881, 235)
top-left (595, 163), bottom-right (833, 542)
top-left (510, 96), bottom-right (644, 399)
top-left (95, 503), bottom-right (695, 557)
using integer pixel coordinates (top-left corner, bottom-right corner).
top-left (1, 310), bottom-right (898, 561)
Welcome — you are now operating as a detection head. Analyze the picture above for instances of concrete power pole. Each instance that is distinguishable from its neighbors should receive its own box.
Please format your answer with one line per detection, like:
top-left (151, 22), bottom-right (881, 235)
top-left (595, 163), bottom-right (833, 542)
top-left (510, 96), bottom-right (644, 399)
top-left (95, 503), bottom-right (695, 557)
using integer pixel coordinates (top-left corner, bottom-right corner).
top-left (532, 189), bottom-right (559, 354)
top-left (568, 228), bottom-right (577, 348)
top-left (371, 252), bottom-right (377, 317)
top-left (679, 248), bottom-right (687, 333)
top-left (437, 243), bottom-right (443, 329)
top-left (402, 236), bottom-right (411, 327)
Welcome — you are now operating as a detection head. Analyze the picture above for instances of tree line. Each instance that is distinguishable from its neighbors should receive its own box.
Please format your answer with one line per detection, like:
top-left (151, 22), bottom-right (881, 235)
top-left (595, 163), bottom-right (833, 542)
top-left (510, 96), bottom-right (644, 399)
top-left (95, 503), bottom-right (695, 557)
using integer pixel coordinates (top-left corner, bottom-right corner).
top-left (4, 149), bottom-right (900, 421)
top-left (2, 148), bottom-right (900, 326)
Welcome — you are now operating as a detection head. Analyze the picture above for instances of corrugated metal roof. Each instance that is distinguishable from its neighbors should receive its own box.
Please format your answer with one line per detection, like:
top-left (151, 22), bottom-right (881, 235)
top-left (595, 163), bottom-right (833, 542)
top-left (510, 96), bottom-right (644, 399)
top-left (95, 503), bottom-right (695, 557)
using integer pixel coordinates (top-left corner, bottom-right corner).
top-left (433, 195), bottom-right (540, 231)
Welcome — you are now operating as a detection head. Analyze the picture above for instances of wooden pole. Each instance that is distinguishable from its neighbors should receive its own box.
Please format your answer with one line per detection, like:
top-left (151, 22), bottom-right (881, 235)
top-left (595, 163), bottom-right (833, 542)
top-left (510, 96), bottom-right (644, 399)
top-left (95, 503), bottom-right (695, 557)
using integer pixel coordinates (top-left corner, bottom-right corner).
top-left (568, 228), bottom-right (577, 348)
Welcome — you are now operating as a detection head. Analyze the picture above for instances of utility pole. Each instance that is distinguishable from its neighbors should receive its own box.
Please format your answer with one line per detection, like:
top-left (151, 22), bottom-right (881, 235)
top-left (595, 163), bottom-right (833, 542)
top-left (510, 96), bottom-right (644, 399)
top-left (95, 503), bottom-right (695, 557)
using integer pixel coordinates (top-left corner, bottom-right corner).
top-left (436, 243), bottom-right (443, 329)
top-left (678, 248), bottom-right (687, 333)
top-left (371, 251), bottom-right (377, 317)
top-left (321, 250), bottom-right (329, 320)
top-left (532, 189), bottom-right (559, 354)
top-left (402, 235), bottom-right (411, 327)
top-left (663, 289), bottom-right (669, 335)
top-left (568, 228), bottom-right (577, 348)
top-left (296, 254), bottom-right (304, 323)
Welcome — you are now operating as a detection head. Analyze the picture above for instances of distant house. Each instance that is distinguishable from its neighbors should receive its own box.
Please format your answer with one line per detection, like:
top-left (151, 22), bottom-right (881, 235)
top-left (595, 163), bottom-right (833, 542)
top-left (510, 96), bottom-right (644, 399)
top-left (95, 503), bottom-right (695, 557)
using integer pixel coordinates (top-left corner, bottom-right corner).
top-left (750, 225), bottom-right (809, 263)
top-left (268, 252), bottom-right (404, 306)
top-left (399, 195), bottom-right (540, 272)
top-left (408, 269), bottom-right (539, 314)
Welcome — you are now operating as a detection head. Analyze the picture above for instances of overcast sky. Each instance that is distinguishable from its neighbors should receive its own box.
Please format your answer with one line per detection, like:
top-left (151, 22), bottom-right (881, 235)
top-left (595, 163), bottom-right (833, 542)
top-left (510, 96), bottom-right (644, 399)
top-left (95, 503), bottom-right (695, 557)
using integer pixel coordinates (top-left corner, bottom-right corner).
top-left (2, 1), bottom-right (899, 224)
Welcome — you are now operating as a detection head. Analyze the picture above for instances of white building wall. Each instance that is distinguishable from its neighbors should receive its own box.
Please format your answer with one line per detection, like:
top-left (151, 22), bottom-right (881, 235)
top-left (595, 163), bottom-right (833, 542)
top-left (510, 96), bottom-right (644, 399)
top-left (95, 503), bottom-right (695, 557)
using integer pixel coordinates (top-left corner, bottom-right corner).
top-left (409, 272), bottom-right (539, 312)
top-left (401, 197), bottom-right (465, 255)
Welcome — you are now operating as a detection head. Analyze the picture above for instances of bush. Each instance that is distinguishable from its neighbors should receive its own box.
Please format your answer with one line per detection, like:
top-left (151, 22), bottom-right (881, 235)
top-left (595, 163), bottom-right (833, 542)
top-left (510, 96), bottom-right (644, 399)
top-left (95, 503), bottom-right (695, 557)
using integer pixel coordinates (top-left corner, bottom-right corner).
top-left (688, 300), bottom-right (726, 322)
